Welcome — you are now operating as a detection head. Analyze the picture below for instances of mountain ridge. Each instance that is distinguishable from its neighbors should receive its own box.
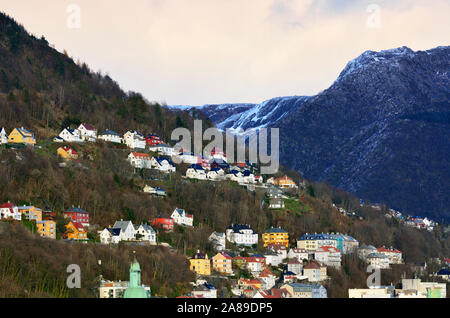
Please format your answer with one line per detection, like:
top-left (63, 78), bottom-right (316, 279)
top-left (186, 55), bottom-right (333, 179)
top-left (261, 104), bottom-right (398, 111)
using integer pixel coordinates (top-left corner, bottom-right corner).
top-left (178, 45), bottom-right (450, 221)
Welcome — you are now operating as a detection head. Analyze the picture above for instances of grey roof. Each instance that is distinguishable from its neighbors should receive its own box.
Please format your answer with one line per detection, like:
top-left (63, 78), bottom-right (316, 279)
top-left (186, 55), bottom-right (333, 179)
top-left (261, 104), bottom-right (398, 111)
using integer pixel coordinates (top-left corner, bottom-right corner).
top-left (113, 220), bottom-right (134, 231)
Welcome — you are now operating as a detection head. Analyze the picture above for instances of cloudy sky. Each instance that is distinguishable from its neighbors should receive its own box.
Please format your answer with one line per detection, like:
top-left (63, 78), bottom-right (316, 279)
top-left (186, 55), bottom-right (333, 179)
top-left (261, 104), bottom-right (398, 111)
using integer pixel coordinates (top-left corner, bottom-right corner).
top-left (1, 0), bottom-right (449, 105)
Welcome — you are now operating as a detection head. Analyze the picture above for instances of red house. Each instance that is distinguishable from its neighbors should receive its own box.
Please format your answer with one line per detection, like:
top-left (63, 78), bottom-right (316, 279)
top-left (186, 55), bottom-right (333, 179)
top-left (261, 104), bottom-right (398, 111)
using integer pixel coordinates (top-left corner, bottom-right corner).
top-left (151, 214), bottom-right (174, 231)
top-left (146, 134), bottom-right (164, 146)
top-left (63, 206), bottom-right (90, 227)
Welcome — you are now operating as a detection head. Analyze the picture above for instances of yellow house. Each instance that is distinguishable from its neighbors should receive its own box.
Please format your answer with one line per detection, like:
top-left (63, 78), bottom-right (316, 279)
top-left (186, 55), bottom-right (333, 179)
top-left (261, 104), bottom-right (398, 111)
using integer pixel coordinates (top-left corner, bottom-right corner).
top-left (238, 278), bottom-right (262, 290)
top-left (274, 176), bottom-right (297, 189)
top-left (212, 253), bottom-right (233, 275)
top-left (36, 220), bottom-right (56, 239)
top-left (8, 127), bottom-right (36, 145)
top-left (65, 221), bottom-right (87, 240)
top-left (57, 146), bottom-right (79, 160)
top-left (18, 205), bottom-right (42, 221)
top-left (190, 250), bottom-right (211, 276)
top-left (262, 227), bottom-right (289, 247)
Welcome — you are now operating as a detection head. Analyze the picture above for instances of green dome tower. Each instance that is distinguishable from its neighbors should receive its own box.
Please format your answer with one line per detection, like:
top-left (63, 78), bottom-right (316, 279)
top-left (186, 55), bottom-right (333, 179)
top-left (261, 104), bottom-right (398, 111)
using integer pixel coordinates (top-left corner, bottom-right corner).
top-left (123, 252), bottom-right (149, 298)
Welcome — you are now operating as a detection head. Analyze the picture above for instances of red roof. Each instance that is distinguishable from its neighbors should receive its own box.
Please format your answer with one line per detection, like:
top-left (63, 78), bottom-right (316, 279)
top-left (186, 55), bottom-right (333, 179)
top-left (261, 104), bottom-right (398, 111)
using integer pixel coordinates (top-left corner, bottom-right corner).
top-left (317, 246), bottom-right (340, 253)
top-left (304, 260), bottom-right (323, 269)
top-left (131, 152), bottom-right (150, 159)
top-left (0, 202), bottom-right (15, 209)
top-left (69, 221), bottom-right (86, 232)
top-left (378, 246), bottom-right (401, 254)
top-left (219, 253), bottom-right (232, 259)
top-left (81, 123), bottom-right (95, 131)
top-left (60, 146), bottom-right (78, 155)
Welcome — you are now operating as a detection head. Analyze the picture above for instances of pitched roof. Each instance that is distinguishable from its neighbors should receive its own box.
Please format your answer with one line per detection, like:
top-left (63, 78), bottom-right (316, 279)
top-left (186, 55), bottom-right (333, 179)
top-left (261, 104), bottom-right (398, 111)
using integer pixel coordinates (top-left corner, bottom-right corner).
top-left (99, 129), bottom-right (120, 136)
top-left (64, 206), bottom-right (88, 214)
top-left (69, 221), bottom-right (86, 232)
top-left (131, 152), bottom-right (150, 159)
top-left (264, 227), bottom-right (288, 234)
top-left (80, 123), bottom-right (95, 131)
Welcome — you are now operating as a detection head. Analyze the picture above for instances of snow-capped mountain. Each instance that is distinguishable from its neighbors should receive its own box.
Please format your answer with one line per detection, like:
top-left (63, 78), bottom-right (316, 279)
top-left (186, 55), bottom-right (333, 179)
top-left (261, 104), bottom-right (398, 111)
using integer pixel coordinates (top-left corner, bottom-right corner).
top-left (168, 95), bottom-right (311, 133)
top-left (168, 46), bottom-right (450, 221)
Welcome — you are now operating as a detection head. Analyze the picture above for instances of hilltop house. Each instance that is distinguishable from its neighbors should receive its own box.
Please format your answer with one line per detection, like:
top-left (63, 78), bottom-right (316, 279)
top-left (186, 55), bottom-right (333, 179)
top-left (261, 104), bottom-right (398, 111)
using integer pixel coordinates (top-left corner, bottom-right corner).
top-left (36, 220), bottom-right (56, 239)
top-left (366, 253), bottom-right (390, 269)
top-left (134, 224), bottom-right (156, 244)
top-left (143, 185), bottom-right (166, 197)
top-left (77, 123), bottom-right (97, 142)
top-left (281, 283), bottom-right (327, 298)
top-left (190, 250), bottom-right (211, 276)
top-left (377, 246), bottom-right (403, 264)
top-left (226, 224), bottom-right (258, 246)
top-left (145, 134), bottom-right (164, 146)
top-left (177, 151), bottom-right (199, 165)
top-left (207, 168), bottom-right (225, 181)
top-left (59, 128), bottom-right (83, 143)
top-left (123, 130), bottom-right (146, 149)
top-left (113, 220), bottom-right (136, 241)
top-left (266, 186), bottom-right (283, 198)
top-left (65, 221), bottom-right (87, 240)
top-left (273, 176), bottom-right (297, 189)
top-left (0, 128), bottom-right (8, 144)
top-left (287, 258), bottom-right (303, 275)
top-left (357, 244), bottom-right (378, 260)
top-left (314, 246), bottom-right (342, 268)
top-left (212, 253), bottom-right (233, 275)
top-left (18, 205), bottom-right (42, 221)
top-left (171, 208), bottom-right (193, 227)
top-left (262, 227), bottom-right (289, 247)
top-left (303, 260), bottom-right (327, 282)
top-left (151, 215), bottom-right (174, 231)
top-left (148, 144), bottom-right (176, 157)
top-left (150, 157), bottom-right (176, 173)
top-left (0, 201), bottom-right (21, 220)
top-left (297, 233), bottom-right (339, 252)
top-left (8, 127), bottom-right (36, 145)
top-left (186, 164), bottom-right (207, 180)
top-left (258, 268), bottom-right (277, 290)
top-left (288, 248), bottom-right (310, 262)
top-left (208, 232), bottom-right (226, 251)
top-left (128, 152), bottom-right (152, 169)
top-left (63, 206), bottom-right (90, 227)
top-left (98, 130), bottom-right (123, 143)
top-left (99, 228), bottom-right (122, 245)
top-left (57, 146), bottom-right (79, 160)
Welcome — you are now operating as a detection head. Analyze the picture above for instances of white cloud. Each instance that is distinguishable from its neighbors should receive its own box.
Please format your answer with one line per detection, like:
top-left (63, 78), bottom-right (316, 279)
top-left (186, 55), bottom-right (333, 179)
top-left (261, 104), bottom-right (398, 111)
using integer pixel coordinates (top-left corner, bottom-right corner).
top-left (0, 0), bottom-right (448, 105)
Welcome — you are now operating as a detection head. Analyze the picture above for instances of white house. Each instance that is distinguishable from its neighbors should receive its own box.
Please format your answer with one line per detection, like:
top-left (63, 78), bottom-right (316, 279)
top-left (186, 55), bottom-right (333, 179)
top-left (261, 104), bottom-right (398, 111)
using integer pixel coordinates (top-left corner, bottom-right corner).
top-left (258, 269), bottom-right (277, 290)
top-left (99, 228), bottom-right (122, 245)
top-left (208, 232), bottom-right (226, 251)
top-left (226, 170), bottom-right (243, 183)
top-left (314, 246), bottom-right (342, 268)
top-left (366, 253), bottom-right (390, 269)
top-left (151, 157), bottom-right (176, 173)
top-left (241, 170), bottom-right (256, 184)
top-left (113, 220), bottom-right (136, 241)
top-left (264, 250), bottom-right (284, 267)
top-left (59, 128), bottom-right (83, 143)
top-left (177, 152), bottom-right (199, 164)
top-left (171, 208), bottom-right (193, 227)
top-left (207, 168), bottom-right (225, 181)
top-left (0, 128), bottom-right (8, 144)
top-left (0, 201), bottom-right (21, 221)
top-left (288, 248), bottom-right (310, 262)
top-left (77, 123), bottom-right (97, 142)
top-left (123, 130), bottom-right (146, 149)
top-left (148, 144), bottom-right (176, 157)
top-left (186, 164), bottom-right (207, 180)
top-left (128, 152), bottom-right (152, 169)
top-left (226, 224), bottom-right (258, 246)
top-left (134, 224), bottom-right (156, 244)
top-left (98, 130), bottom-right (123, 144)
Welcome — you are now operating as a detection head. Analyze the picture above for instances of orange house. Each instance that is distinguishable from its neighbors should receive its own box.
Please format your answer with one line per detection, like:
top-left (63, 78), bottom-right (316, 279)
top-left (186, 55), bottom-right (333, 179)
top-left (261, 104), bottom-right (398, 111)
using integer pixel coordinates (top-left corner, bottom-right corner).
top-left (57, 146), bottom-right (79, 160)
top-left (36, 220), bottom-right (56, 239)
top-left (274, 176), bottom-right (297, 189)
top-left (65, 221), bottom-right (87, 240)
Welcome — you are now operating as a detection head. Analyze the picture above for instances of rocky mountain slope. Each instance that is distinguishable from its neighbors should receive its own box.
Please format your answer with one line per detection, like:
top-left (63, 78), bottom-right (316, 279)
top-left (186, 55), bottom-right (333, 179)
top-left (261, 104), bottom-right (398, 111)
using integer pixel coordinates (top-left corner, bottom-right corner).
top-left (181, 46), bottom-right (450, 221)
